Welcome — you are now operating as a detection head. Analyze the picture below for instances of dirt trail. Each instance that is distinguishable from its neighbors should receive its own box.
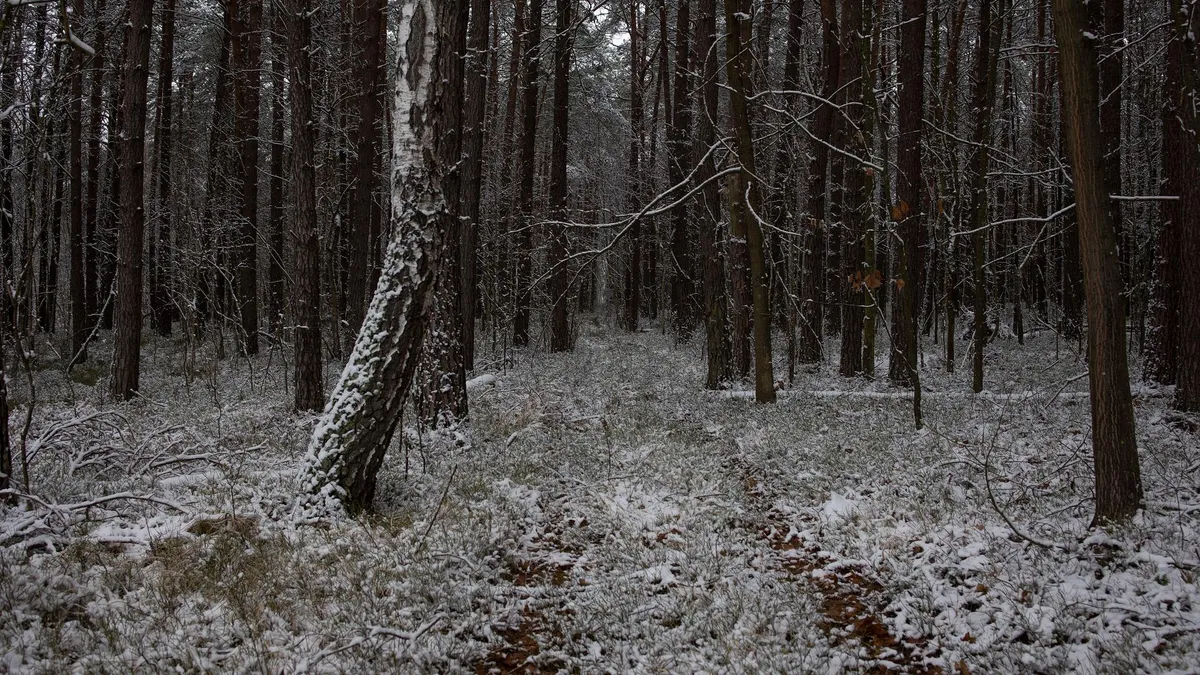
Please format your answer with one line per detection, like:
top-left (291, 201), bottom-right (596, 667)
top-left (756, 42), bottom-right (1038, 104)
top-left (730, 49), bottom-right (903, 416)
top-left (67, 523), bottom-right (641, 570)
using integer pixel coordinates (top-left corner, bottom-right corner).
top-left (726, 450), bottom-right (951, 674)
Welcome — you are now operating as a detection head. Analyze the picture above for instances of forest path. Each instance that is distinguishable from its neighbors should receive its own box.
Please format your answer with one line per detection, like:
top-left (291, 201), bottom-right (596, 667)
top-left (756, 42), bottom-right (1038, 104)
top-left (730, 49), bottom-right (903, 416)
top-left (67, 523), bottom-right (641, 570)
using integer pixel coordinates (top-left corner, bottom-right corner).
top-left (466, 325), bottom-right (948, 672)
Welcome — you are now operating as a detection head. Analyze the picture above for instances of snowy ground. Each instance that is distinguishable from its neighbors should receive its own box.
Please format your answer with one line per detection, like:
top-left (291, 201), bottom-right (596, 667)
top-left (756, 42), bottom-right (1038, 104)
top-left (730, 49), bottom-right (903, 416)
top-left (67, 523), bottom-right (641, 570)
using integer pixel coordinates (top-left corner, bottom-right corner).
top-left (2, 321), bottom-right (1199, 673)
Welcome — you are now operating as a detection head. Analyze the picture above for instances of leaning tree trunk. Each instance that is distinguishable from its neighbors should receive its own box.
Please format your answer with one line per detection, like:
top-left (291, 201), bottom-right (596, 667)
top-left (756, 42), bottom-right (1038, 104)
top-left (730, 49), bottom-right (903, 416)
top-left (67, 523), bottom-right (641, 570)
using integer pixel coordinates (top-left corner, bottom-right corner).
top-left (1051, 0), bottom-right (1142, 523)
top-left (111, 0), bottom-right (154, 401)
top-left (725, 0), bottom-right (776, 403)
top-left (288, 0), bottom-right (323, 412)
top-left (297, 0), bottom-right (447, 516)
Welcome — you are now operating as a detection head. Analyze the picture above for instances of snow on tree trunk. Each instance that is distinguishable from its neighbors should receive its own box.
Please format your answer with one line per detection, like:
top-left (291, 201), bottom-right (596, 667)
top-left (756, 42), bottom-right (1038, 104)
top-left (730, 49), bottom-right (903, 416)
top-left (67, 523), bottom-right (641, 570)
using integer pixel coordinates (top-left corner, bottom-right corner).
top-left (296, 0), bottom-right (443, 517)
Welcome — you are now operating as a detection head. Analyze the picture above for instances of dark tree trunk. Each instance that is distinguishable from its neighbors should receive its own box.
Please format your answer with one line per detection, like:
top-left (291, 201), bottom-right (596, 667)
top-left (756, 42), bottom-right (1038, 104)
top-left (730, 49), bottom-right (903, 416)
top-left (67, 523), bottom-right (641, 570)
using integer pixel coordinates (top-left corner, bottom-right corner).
top-left (695, 0), bottom-right (729, 388)
top-left (419, 0), bottom-right (468, 424)
top-left (799, 0), bottom-right (840, 364)
top-left (725, 0), bottom-right (776, 403)
top-left (668, 0), bottom-right (695, 339)
top-left (346, 0), bottom-right (385, 334)
top-left (197, 25), bottom-right (233, 337)
top-left (232, 0), bottom-right (262, 355)
top-left (624, 0), bottom-right (643, 333)
top-left (111, 0), bottom-right (154, 401)
top-left (512, 0), bottom-right (542, 346)
top-left (460, 0), bottom-right (491, 370)
top-left (289, 0), bottom-right (323, 412)
top-left (84, 0), bottom-right (106, 333)
top-left (547, 0), bottom-right (573, 352)
top-left (838, 0), bottom-right (865, 378)
top-left (1051, 0), bottom-right (1142, 523)
top-left (888, 0), bottom-right (925, 393)
top-left (69, 0), bottom-right (87, 359)
top-left (1171, 0), bottom-right (1200, 411)
top-left (267, 8), bottom-right (285, 335)
top-left (968, 0), bottom-right (999, 393)
top-left (151, 0), bottom-right (176, 337)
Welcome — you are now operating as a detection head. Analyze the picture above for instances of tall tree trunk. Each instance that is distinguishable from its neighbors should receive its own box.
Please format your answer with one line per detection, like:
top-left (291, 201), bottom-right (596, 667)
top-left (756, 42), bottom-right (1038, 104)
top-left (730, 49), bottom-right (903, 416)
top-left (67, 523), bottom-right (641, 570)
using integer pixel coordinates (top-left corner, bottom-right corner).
top-left (231, 0), bottom-right (262, 355)
top-left (1051, 0), bottom-right (1142, 523)
top-left (889, 0), bottom-right (925, 393)
top-left (725, 0), bottom-right (776, 403)
top-left (419, 0), bottom-right (468, 423)
top-left (346, 0), bottom-right (385, 334)
top-left (547, 0), bottom-right (572, 352)
top-left (298, 0), bottom-right (447, 515)
top-left (84, 0), bottom-right (106, 333)
top-left (968, 0), bottom-right (999, 393)
top-left (151, 0), bottom-right (175, 337)
top-left (289, 0), bottom-right (323, 412)
top-left (267, 8), bottom-right (284, 335)
top-left (69, 0), bottom-right (87, 360)
top-left (1170, 0), bottom-right (1200, 411)
top-left (111, 0), bottom-right (154, 400)
top-left (624, 0), bottom-right (643, 333)
top-left (668, 0), bottom-right (694, 339)
top-left (1147, 0), bottom-right (1191, 386)
top-left (838, 0), bottom-right (866, 378)
top-left (695, 0), bottom-right (729, 388)
top-left (460, 0), bottom-right (491, 370)
top-left (512, 0), bottom-right (542, 346)
top-left (799, 0), bottom-right (840, 364)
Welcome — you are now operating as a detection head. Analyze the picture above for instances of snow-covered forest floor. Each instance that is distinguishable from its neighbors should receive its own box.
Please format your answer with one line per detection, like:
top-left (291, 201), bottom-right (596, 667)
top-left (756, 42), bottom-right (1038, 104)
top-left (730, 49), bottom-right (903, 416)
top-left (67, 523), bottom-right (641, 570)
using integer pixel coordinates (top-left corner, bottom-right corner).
top-left (3, 322), bottom-right (1199, 673)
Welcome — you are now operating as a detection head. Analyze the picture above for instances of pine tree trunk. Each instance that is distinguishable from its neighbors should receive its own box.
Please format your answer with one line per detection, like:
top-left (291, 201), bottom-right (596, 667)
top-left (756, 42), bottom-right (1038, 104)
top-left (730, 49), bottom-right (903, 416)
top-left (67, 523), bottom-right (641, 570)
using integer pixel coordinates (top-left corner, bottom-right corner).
top-left (547, 0), bottom-right (573, 352)
top-left (1170, 0), bottom-right (1200, 411)
top-left (695, 0), bottom-right (729, 388)
top-left (267, 8), bottom-right (284, 335)
top-left (69, 0), bottom-right (87, 360)
top-left (459, 0), bottom-right (491, 370)
top-left (231, 0), bottom-right (262, 355)
top-left (837, 0), bottom-right (865, 378)
top-left (968, 0), bottom-right (999, 393)
top-left (346, 0), bottom-right (385, 334)
top-left (1051, 0), bottom-right (1142, 523)
top-left (84, 0), bottom-right (106, 333)
top-left (889, 0), bottom-right (925, 389)
top-left (725, 0), bottom-right (776, 403)
top-left (668, 0), bottom-right (694, 339)
top-left (624, 1), bottom-right (643, 333)
top-left (111, 0), bottom-right (154, 401)
top-left (151, 0), bottom-right (175, 337)
top-left (288, 0), bottom-right (324, 412)
top-left (298, 0), bottom-right (448, 515)
top-left (513, 0), bottom-right (542, 346)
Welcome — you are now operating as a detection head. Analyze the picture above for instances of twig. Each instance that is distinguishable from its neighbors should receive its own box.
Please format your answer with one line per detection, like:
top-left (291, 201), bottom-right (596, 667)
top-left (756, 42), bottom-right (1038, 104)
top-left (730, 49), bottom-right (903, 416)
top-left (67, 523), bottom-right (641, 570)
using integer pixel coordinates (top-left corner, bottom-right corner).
top-left (414, 464), bottom-right (457, 555)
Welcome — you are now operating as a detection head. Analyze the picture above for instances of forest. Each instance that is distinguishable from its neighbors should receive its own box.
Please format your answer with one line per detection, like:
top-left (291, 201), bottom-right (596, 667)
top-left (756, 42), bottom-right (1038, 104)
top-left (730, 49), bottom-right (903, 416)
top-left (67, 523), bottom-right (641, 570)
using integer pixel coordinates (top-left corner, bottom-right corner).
top-left (1, 0), bottom-right (1199, 669)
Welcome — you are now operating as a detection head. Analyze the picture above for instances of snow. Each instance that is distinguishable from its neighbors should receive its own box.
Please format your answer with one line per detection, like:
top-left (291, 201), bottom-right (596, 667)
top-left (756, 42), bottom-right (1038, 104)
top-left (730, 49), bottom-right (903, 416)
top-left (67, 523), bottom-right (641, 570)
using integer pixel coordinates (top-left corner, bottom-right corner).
top-left (2, 324), bottom-right (1199, 672)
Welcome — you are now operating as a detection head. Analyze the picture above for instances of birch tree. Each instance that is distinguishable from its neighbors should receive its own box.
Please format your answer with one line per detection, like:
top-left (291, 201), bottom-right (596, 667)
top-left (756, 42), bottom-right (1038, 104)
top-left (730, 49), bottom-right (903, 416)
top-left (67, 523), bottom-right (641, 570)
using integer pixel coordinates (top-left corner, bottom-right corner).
top-left (297, 0), bottom-right (449, 516)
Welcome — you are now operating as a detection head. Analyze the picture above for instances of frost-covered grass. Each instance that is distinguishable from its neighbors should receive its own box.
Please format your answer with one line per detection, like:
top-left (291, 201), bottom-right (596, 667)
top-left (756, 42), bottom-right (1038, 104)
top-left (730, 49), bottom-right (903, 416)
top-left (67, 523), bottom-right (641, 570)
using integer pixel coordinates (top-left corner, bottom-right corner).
top-left (2, 323), bottom-right (1198, 673)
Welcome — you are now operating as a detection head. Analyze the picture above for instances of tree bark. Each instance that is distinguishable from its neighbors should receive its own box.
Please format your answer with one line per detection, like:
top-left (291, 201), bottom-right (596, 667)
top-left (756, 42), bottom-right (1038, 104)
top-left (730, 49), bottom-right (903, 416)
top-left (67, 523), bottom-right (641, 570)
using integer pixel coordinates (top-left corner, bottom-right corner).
top-left (1170, 0), bottom-right (1200, 411)
top-left (968, 0), bottom-right (999, 393)
top-left (267, 7), bottom-right (285, 335)
top-left (111, 0), bottom-right (154, 401)
top-left (837, 0), bottom-right (866, 378)
top-left (889, 0), bottom-right (925, 389)
top-left (725, 0), bottom-right (775, 403)
top-left (151, 0), bottom-right (176, 337)
top-left (1051, 0), bottom-right (1142, 523)
top-left (69, 0), bottom-right (86, 360)
top-left (668, 0), bottom-right (694, 339)
top-left (298, 0), bottom-right (448, 515)
top-left (231, 0), bottom-right (262, 355)
top-left (695, 0), bottom-right (729, 388)
top-left (512, 0), bottom-right (542, 346)
top-left (289, 0), bottom-right (324, 412)
top-left (459, 0), bottom-right (491, 370)
top-left (624, 0), bottom-right (643, 333)
top-left (547, 0), bottom-right (573, 352)
top-left (799, 0), bottom-right (840, 364)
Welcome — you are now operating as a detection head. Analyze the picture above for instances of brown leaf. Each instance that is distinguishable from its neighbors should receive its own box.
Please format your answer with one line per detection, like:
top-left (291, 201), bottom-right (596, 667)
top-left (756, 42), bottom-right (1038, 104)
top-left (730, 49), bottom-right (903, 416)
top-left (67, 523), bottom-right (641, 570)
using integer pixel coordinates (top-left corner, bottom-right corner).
top-left (895, 277), bottom-right (906, 291)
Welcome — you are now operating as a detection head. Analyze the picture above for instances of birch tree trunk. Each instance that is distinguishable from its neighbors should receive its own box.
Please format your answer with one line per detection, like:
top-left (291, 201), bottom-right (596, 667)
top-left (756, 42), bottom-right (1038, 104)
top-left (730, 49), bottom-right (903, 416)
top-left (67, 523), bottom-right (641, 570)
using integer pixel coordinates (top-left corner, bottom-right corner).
top-left (297, 0), bottom-right (447, 516)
